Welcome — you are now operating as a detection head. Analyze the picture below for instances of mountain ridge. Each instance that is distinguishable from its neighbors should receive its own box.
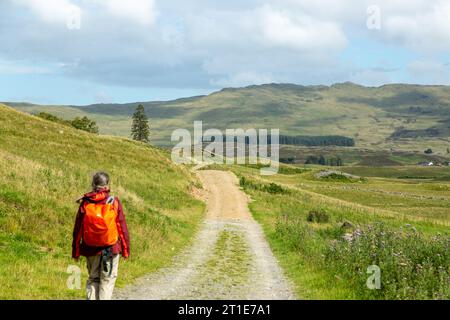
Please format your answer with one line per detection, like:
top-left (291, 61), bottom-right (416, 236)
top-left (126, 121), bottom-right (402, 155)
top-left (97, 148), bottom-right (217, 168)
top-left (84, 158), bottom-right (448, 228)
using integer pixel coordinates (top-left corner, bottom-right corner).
top-left (4, 82), bottom-right (450, 156)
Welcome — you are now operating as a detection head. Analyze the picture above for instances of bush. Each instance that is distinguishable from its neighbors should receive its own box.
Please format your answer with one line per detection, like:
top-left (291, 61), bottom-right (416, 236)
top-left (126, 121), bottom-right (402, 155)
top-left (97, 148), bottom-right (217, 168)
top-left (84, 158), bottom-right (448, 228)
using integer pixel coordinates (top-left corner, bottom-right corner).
top-left (277, 166), bottom-right (308, 175)
top-left (239, 176), bottom-right (286, 194)
top-left (307, 210), bottom-right (330, 223)
top-left (325, 223), bottom-right (450, 299)
top-left (322, 173), bottom-right (352, 182)
top-left (274, 211), bottom-right (449, 299)
top-left (264, 183), bottom-right (285, 194)
top-left (35, 112), bottom-right (99, 134)
top-left (35, 112), bottom-right (71, 126)
top-left (70, 116), bottom-right (99, 134)
top-left (314, 170), bottom-right (364, 183)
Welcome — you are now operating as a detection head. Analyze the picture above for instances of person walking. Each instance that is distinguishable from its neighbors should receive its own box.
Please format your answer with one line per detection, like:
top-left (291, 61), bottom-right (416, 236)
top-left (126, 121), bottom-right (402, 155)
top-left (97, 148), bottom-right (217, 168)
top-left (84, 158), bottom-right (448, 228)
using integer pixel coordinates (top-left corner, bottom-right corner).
top-left (72, 171), bottom-right (130, 300)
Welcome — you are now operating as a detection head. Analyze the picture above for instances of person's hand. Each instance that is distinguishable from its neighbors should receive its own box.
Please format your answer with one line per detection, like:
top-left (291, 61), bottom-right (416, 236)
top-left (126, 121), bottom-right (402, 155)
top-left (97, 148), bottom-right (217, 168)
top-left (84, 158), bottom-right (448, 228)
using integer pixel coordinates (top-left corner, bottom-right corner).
top-left (73, 257), bottom-right (79, 263)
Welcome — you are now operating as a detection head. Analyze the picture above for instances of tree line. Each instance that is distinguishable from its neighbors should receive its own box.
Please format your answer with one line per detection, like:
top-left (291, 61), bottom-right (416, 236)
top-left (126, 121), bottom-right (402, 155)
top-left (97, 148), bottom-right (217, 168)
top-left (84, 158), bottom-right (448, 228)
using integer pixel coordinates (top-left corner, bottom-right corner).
top-left (305, 155), bottom-right (344, 166)
top-left (208, 134), bottom-right (355, 147)
top-left (279, 135), bottom-right (355, 147)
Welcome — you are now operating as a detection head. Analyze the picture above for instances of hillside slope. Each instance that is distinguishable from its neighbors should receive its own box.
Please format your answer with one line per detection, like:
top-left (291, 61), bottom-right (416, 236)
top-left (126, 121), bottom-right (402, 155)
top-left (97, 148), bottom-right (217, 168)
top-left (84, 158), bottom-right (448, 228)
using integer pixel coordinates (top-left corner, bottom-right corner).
top-left (5, 82), bottom-right (450, 154)
top-left (0, 104), bottom-right (204, 299)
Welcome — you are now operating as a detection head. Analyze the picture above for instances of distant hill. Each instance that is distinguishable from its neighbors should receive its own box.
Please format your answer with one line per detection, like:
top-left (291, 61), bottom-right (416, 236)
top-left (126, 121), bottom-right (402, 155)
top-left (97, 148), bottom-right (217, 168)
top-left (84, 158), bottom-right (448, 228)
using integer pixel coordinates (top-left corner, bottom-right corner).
top-left (4, 82), bottom-right (450, 155)
top-left (0, 104), bottom-right (203, 298)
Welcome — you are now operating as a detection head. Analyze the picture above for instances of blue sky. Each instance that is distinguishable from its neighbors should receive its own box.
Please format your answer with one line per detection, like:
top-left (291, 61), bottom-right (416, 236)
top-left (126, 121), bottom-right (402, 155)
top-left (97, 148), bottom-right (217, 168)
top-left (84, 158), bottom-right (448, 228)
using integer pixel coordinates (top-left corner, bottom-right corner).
top-left (1, 0), bottom-right (450, 105)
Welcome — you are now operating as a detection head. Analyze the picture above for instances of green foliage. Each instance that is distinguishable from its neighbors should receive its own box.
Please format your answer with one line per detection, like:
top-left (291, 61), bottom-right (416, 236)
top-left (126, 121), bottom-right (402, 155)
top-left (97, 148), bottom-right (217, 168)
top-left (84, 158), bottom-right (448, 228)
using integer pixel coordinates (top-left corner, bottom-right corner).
top-left (239, 176), bottom-right (287, 194)
top-left (265, 182), bottom-right (285, 194)
top-left (326, 223), bottom-right (450, 299)
top-left (269, 199), bottom-right (449, 300)
top-left (318, 155), bottom-right (326, 165)
top-left (0, 187), bottom-right (27, 205)
top-left (35, 112), bottom-right (98, 134)
top-left (318, 173), bottom-right (354, 182)
top-left (70, 116), bottom-right (99, 134)
top-left (277, 166), bottom-right (308, 175)
top-left (275, 214), bottom-right (320, 254)
top-left (279, 157), bottom-right (295, 164)
top-left (35, 112), bottom-right (71, 126)
top-left (306, 210), bottom-right (330, 223)
top-left (131, 104), bottom-right (150, 143)
top-left (424, 148), bottom-right (433, 154)
top-left (305, 155), bottom-right (344, 166)
top-left (280, 135), bottom-right (355, 147)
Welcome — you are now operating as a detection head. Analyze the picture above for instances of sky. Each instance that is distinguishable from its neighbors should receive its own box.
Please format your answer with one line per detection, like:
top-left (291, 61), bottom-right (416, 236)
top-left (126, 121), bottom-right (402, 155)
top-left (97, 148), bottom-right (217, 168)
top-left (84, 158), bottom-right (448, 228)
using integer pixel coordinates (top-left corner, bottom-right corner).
top-left (1, 0), bottom-right (450, 105)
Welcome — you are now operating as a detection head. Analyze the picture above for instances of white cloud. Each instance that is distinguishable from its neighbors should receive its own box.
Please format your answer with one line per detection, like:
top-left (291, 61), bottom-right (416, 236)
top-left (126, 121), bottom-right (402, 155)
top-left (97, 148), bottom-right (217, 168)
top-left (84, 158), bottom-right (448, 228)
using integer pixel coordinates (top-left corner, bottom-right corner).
top-left (3, 0), bottom-right (450, 91)
top-left (384, 1), bottom-right (450, 53)
top-left (12, 0), bottom-right (157, 26)
top-left (258, 5), bottom-right (347, 52)
top-left (90, 0), bottom-right (157, 25)
top-left (12, 0), bottom-right (80, 24)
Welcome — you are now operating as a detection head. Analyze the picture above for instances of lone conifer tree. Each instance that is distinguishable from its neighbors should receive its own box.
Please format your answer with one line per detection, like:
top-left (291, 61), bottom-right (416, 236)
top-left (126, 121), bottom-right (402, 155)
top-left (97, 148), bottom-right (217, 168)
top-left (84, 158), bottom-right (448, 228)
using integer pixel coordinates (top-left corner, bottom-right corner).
top-left (131, 104), bottom-right (150, 143)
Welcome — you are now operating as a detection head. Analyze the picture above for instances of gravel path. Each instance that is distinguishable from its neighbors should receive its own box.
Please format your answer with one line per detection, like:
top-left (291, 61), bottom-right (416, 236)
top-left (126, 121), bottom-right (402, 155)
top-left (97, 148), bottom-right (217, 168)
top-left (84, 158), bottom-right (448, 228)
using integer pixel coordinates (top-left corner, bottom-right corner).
top-left (114, 170), bottom-right (295, 300)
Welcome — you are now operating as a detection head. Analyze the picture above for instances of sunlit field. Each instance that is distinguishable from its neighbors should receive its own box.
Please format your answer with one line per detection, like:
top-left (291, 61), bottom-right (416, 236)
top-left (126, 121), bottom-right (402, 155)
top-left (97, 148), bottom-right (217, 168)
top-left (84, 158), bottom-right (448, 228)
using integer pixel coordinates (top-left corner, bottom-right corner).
top-left (204, 163), bottom-right (450, 299)
top-left (0, 104), bottom-right (204, 299)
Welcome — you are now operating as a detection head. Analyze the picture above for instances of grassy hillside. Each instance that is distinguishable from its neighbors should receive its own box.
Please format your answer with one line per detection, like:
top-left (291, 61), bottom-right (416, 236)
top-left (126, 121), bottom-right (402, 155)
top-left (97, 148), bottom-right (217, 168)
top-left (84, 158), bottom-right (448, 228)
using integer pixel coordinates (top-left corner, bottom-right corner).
top-left (5, 83), bottom-right (450, 157)
top-left (217, 164), bottom-right (450, 299)
top-left (0, 104), bottom-right (204, 299)
top-left (279, 145), bottom-right (449, 166)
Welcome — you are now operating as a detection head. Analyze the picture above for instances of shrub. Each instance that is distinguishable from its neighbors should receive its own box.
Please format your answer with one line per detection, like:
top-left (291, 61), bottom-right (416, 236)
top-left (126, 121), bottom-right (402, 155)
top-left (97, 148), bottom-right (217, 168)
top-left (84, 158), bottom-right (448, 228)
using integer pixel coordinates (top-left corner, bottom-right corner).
top-left (239, 177), bottom-right (286, 194)
top-left (70, 116), bottom-right (99, 134)
top-left (35, 112), bottom-right (71, 126)
top-left (264, 183), bottom-right (285, 194)
top-left (307, 210), bottom-right (330, 223)
top-left (325, 223), bottom-right (450, 299)
top-left (314, 170), bottom-right (365, 183)
top-left (277, 166), bottom-right (308, 175)
top-left (35, 112), bottom-right (99, 134)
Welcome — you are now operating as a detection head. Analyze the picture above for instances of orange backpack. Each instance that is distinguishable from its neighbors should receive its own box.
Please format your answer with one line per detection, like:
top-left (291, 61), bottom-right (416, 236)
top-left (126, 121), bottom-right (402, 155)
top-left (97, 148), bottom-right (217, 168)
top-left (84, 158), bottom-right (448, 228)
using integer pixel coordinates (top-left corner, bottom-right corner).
top-left (82, 196), bottom-right (119, 247)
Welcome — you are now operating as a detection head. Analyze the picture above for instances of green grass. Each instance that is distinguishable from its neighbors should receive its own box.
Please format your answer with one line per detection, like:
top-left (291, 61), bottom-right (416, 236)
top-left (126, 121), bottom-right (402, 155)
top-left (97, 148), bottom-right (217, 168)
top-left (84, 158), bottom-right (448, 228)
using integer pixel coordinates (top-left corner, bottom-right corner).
top-left (340, 166), bottom-right (450, 180)
top-left (0, 104), bottom-right (205, 299)
top-left (279, 146), bottom-right (449, 167)
top-left (325, 223), bottom-right (449, 299)
top-left (223, 164), bottom-right (450, 299)
top-left (265, 166), bottom-right (450, 225)
top-left (200, 228), bottom-right (251, 286)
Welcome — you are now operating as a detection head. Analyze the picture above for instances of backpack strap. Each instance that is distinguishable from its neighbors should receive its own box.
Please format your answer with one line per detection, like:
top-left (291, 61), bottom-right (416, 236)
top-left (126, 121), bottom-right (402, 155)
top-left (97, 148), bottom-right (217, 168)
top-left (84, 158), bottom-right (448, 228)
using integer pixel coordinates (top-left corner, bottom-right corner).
top-left (107, 196), bottom-right (119, 214)
top-left (106, 196), bottom-right (115, 205)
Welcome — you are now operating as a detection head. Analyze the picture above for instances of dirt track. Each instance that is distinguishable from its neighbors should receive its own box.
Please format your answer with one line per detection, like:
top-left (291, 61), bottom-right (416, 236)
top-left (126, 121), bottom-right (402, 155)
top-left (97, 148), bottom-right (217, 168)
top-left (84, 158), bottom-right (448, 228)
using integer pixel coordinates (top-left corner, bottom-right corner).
top-left (114, 170), bottom-right (295, 300)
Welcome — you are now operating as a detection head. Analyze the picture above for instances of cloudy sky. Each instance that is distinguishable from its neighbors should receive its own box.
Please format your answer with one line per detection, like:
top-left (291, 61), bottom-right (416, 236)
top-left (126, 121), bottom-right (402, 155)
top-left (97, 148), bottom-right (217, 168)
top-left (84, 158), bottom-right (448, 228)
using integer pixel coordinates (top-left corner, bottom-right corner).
top-left (1, 0), bottom-right (450, 105)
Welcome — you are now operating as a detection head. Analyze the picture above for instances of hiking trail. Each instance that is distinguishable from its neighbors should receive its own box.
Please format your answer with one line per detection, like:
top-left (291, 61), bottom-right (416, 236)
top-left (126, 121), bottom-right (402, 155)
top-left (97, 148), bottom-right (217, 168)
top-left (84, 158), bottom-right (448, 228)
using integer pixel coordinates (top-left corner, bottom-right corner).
top-left (114, 170), bottom-right (295, 300)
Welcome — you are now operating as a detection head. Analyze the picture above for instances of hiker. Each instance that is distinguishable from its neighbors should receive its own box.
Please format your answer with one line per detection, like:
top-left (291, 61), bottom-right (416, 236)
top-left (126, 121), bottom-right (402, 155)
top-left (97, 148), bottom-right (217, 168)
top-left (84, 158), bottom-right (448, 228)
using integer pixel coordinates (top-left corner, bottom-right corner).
top-left (72, 171), bottom-right (130, 300)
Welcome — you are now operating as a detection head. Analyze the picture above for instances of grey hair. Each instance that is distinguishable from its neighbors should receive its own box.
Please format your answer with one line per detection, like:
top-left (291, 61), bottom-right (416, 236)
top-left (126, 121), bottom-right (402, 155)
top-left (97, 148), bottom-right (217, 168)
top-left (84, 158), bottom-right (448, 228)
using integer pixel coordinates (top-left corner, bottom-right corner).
top-left (92, 171), bottom-right (110, 191)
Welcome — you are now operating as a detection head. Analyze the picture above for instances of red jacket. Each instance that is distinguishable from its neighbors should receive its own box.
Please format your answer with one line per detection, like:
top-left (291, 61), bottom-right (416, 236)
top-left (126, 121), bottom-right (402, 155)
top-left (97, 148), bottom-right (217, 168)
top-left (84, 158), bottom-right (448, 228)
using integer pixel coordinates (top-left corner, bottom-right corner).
top-left (72, 189), bottom-right (130, 259)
